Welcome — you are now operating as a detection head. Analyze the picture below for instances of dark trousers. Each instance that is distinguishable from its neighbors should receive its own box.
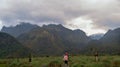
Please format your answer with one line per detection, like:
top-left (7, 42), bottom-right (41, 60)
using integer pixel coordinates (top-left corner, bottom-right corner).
top-left (64, 60), bottom-right (68, 65)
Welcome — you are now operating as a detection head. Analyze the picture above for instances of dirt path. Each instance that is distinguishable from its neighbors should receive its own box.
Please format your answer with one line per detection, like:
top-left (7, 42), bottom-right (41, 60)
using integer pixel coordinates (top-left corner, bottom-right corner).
top-left (62, 64), bottom-right (69, 67)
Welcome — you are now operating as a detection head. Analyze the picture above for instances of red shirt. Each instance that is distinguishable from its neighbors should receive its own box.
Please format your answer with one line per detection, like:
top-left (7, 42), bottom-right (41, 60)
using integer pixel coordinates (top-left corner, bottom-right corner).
top-left (63, 55), bottom-right (68, 61)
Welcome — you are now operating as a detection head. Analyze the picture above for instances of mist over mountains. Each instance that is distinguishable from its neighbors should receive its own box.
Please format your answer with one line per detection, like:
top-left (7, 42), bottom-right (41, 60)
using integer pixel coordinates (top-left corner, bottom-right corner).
top-left (0, 23), bottom-right (120, 57)
top-left (89, 33), bottom-right (104, 40)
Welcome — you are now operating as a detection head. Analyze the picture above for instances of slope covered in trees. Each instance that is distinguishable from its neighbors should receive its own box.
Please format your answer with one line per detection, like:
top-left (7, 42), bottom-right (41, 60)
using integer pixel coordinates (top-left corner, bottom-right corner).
top-left (17, 24), bottom-right (89, 56)
top-left (83, 28), bottom-right (120, 55)
top-left (0, 32), bottom-right (30, 58)
top-left (1, 23), bottom-right (120, 56)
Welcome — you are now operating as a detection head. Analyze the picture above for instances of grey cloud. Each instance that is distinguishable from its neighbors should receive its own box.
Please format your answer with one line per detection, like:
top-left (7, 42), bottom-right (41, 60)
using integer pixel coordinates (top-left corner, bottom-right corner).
top-left (0, 0), bottom-right (120, 30)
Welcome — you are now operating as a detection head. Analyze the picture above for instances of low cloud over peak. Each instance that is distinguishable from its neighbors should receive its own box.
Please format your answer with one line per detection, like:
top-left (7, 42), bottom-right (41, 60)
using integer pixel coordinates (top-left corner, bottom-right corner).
top-left (0, 0), bottom-right (120, 35)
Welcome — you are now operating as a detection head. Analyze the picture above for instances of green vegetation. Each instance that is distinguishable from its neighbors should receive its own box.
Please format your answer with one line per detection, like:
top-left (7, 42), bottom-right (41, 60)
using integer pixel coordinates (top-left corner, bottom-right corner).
top-left (0, 56), bottom-right (120, 67)
top-left (1, 24), bottom-right (120, 56)
top-left (0, 32), bottom-right (30, 58)
top-left (17, 24), bottom-right (88, 56)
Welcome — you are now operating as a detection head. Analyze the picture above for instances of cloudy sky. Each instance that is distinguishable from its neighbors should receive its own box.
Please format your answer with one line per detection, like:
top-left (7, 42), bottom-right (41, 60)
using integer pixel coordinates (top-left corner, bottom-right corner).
top-left (0, 0), bottom-right (120, 35)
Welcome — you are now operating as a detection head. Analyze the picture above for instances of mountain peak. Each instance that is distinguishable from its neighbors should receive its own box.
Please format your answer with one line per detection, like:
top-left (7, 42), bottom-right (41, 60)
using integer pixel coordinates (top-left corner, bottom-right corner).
top-left (43, 24), bottom-right (64, 28)
top-left (17, 22), bottom-right (37, 27)
top-left (1, 22), bottom-right (39, 37)
top-left (42, 24), bottom-right (69, 31)
top-left (114, 27), bottom-right (120, 32)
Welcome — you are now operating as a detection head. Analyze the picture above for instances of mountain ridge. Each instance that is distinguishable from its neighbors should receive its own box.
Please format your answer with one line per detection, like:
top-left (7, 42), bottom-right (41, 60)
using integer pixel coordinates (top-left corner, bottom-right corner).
top-left (0, 32), bottom-right (30, 58)
top-left (1, 22), bottom-right (39, 37)
top-left (0, 23), bottom-right (120, 56)
top-left (17, 24), bottom-right (89, 56)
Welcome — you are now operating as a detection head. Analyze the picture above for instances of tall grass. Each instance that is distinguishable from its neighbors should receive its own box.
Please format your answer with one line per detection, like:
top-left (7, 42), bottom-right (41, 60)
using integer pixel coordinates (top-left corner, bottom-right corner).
top-left (0, 56), bottom-right (120, 67)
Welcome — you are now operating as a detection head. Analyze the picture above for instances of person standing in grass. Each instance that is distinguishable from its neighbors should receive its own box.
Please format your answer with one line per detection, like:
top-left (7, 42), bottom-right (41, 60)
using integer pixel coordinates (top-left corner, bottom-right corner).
top-left (94, 51), bottom-right (98, 62)
top-left (63, 52), bottom-right (69, 66)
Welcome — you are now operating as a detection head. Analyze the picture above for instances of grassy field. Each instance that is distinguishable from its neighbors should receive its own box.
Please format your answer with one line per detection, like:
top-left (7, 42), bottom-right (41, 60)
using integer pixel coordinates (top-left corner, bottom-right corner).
top-left (0, 56), bottom-right (120, 67)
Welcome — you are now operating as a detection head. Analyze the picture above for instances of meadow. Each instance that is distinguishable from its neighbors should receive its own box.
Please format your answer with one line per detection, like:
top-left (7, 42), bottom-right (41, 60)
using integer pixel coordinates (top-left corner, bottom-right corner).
top-left (0, 56), bottom-right (120, 67)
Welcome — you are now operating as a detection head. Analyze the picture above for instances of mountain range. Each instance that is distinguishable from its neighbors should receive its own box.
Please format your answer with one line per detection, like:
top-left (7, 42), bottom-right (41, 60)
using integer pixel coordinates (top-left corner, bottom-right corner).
top-left (0, 23), bottom-right (120, 57)
top-left (17, 24), bottom-right (89, 56)
top-left (83, 28), bottom-right (120, 55)
top-left (1, 22), bottom-right (39, 37)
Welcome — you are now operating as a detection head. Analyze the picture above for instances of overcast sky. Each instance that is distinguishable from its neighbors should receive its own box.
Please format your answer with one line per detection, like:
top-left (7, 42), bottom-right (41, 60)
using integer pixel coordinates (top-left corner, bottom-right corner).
top-left (0, 0), bottom-right (120, 35)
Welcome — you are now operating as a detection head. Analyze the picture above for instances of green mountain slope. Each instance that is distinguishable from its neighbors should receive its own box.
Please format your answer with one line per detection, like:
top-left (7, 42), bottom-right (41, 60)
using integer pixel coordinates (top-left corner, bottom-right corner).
top-left (83, 28), bottom-right (120, 55)
top-left (0, 32), bottom-right (30, 58)
top-left (18, 24), bottom-right (89, 56)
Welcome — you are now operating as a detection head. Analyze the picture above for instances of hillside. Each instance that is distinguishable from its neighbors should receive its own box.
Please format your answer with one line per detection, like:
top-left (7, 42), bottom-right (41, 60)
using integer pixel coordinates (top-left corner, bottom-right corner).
top-left (1, 22), bottom-right (120, 56)
top-left (83, 28), bottom-right (120, 55)
top-left (0, 32), bottom-right (30, 58)
top-left (17, 24), bottom-right (89, 56)
top-left (1, 22), bottom-right (39, 37)
top-left (99, 28), bottom-right (120, 54)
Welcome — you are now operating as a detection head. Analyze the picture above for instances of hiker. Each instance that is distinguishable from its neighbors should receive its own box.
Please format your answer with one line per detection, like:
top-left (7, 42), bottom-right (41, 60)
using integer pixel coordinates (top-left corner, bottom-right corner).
top-left (63, 52), bottom-right (69, 65)
top-left (94, 51), bottom-right (98, 62)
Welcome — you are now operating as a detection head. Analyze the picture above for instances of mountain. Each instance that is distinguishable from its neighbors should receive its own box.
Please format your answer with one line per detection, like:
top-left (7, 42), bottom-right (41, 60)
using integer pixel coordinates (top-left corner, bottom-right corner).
top-left (83, 28), bottom-right (120, 55)
top-left (1, 22), bottom-right (39, 37)
top-left (0, 32), bottom-right (30, 58)
top-left (17, 24), bottom-right (89, 56)
top-left (0, 23), bottom-right (120, 57)
top-left (89, 33), bottom-right (104, 40)
top-left (99, 28), bottom-right (120, 54)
